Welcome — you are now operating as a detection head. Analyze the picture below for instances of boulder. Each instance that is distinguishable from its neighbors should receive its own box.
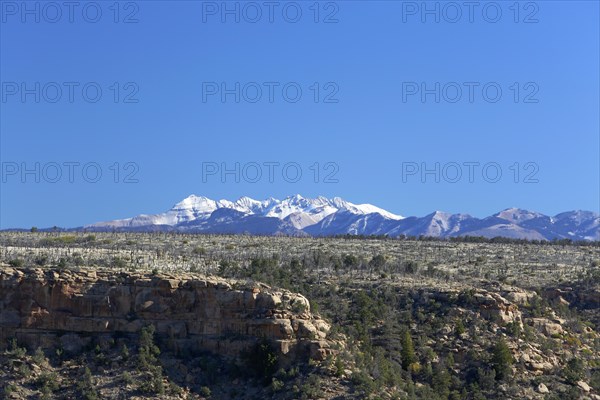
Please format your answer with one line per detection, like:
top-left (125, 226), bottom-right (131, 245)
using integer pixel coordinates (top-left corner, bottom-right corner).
top-left (577, 381), bottom-right (591, 392)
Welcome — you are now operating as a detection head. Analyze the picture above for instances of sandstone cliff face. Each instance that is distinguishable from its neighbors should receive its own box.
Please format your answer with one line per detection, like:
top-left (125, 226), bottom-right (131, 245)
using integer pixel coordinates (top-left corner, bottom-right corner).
top-left (0, 267), bottom-right (333, 363)
top-left (412, 286), bottom-right (523, 325)
top-left (544, 286), bottom-right (600, 310)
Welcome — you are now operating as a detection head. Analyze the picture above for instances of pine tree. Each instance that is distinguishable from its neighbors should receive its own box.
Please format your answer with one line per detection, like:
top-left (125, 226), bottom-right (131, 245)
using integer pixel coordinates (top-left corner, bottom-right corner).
top-left (491, 338), bottom-right (513, 380)
top-left (400, 330), bottom-right (416, 370)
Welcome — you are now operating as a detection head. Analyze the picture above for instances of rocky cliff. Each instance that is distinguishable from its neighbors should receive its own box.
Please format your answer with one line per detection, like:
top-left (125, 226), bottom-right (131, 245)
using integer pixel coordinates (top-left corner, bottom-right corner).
top-left (0, 267), bottom-right (333, 364)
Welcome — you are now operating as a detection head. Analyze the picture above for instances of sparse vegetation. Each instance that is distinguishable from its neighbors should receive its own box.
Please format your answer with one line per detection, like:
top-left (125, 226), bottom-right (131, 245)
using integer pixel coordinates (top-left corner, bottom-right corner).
top-left (1, 231), bottom-right (599, 399)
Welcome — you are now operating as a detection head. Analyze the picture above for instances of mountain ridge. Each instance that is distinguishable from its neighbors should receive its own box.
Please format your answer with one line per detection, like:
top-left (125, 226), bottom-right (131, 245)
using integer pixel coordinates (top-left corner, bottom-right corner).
top-left (77, 194), bottom-right (599, 241)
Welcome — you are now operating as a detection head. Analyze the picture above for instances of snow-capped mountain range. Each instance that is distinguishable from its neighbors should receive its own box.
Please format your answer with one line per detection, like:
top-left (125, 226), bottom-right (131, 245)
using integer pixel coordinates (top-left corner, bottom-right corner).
top-left (84, 195), bottom-right (600, 241)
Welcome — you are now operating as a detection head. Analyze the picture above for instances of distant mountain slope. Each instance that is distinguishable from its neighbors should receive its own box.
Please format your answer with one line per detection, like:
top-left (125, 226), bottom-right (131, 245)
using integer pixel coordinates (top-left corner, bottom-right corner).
top-left (82, 195), bottom-right (599, 241)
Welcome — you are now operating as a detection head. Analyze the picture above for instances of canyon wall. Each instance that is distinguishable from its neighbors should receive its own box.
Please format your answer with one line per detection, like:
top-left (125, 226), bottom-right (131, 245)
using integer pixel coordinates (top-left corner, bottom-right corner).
top-left (0, 267), bottom-right (333, 363)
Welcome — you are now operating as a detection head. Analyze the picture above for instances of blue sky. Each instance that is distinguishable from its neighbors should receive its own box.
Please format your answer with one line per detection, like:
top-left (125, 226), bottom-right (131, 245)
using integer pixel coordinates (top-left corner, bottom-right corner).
top-left (1, 0), bottom-right (599, 228)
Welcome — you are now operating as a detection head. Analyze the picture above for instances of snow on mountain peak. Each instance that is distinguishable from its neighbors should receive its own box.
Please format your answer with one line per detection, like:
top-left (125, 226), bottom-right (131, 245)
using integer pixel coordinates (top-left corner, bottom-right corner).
top-left (495, 208), bottom-right (543, 223)
top-left (89, 195), bottom-right (404, 229)
top-left (233, 196), bottom-right (266, 213)
top-left (84, 195), bottom-right (598, 241)
top-left (173, 195), bottom-right (214, 210)
top-left (331, 198), bottom-right (403, 220)
top-left (430, 210), bottom-right (451, 219)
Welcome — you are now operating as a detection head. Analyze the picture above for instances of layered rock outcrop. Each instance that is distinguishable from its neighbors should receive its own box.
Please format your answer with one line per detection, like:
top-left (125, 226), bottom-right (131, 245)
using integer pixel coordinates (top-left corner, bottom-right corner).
top-left (544, 285), bottom-right (600, 310)
top-left (0, 267), bottom-right (333, 363)
top-left (412, 286), bottom-right (523, 325)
